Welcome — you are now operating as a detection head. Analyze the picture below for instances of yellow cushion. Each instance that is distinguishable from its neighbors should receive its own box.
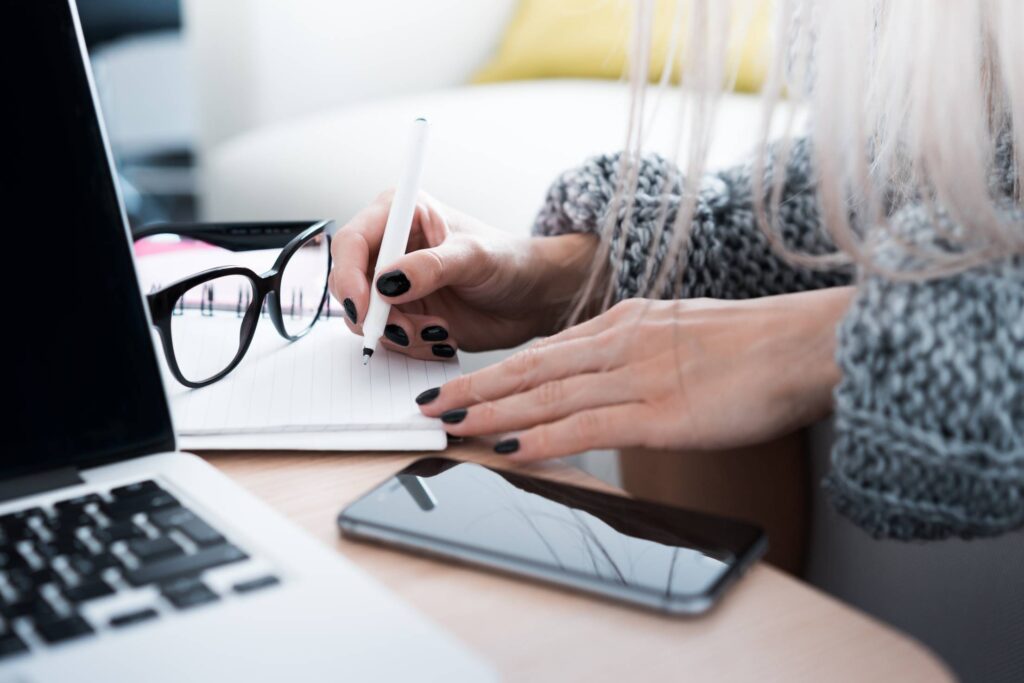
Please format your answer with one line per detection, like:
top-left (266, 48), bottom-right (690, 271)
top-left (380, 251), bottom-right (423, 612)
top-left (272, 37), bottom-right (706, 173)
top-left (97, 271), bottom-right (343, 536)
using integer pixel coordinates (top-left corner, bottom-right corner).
top-left (474, 0), bottom-right (772, 93)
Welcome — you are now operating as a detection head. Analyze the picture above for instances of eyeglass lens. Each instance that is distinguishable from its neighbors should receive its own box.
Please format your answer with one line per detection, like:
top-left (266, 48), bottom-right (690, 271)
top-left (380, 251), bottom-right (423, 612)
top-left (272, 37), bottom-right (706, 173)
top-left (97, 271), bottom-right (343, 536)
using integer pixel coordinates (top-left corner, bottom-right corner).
top-left (279, 234), bottom-right (329, 337)
top-left (168, 273), bottom-right (256, 384)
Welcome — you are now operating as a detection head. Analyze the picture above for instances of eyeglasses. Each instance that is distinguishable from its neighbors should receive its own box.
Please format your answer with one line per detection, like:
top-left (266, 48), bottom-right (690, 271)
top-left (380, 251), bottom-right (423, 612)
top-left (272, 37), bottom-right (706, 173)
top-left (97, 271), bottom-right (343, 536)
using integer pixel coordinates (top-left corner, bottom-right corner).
top-left (133, 220), bottom-right (333, 388)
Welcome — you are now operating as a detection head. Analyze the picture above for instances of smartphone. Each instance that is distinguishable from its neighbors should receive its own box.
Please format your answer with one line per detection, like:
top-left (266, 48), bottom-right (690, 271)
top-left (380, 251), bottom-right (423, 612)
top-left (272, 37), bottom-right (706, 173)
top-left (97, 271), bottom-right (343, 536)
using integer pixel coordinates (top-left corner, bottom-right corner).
top-left (338, 457), bottom-right (767, 615)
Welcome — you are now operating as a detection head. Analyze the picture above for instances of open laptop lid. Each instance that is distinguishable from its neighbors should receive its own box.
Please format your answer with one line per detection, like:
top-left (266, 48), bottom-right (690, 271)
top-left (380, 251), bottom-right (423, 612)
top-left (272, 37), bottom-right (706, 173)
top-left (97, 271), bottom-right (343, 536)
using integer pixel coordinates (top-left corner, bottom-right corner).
top-left (5, 0), bottom-right (176, 481)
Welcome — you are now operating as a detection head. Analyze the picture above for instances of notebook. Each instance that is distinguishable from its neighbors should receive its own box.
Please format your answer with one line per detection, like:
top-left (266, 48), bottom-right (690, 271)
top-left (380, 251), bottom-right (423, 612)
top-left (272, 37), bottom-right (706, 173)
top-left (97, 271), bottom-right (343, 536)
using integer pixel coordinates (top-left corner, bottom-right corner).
top-left (136, 236), bottom-right (458, 451)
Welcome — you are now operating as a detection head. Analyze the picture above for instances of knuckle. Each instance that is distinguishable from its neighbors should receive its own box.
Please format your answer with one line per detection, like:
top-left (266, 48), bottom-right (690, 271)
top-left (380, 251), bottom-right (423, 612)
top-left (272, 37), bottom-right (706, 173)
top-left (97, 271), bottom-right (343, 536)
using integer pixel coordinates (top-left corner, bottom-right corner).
top-left (536, 379), bottom-right (565, 408)
top-left (509, 347), bottom-right (542, 380)
top-left (610, 298), bottom-right (644, 321)
top-left (531, 425), bottom-right (552, 456)
top-left (423, 248), bottom-right (446, 283)
top-left (448, 374), bottom-right (471, 401)
top-left (474, 401), bottom-right (497, 427)
top-left (573, 411), bottom-right (602, 448)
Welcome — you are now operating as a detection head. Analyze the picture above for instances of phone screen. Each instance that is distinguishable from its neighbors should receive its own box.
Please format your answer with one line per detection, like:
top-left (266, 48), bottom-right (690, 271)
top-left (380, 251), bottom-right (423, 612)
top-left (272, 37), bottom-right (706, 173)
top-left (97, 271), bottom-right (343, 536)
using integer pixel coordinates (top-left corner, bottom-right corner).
top-left (340, 458), bottom-right (765, 612)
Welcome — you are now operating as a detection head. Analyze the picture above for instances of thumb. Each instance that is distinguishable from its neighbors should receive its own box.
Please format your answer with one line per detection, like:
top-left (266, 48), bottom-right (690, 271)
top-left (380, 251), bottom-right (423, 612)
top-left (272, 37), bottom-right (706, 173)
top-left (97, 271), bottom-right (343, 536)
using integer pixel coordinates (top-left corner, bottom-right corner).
top-left (373, 236), bottom-right (481, 304)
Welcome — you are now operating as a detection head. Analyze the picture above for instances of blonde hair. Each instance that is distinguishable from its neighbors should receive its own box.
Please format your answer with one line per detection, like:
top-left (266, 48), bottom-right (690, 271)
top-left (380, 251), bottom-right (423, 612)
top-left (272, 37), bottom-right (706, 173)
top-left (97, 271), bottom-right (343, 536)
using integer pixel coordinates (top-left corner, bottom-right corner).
top-left (573, 0), bottom-right (1024, 321)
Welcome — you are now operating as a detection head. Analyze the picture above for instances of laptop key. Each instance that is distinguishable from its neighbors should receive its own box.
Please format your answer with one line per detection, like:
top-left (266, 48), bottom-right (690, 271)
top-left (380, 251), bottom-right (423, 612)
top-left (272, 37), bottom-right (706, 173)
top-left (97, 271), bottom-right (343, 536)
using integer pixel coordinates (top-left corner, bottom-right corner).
top-left (233, 575), bottom-right (280, 594)
top-left (148, 508), bottom-right (225, 547)
top-left (5, 597), bottom-right (59, 623)
top-left (67, 554), bottom-right (115, 581)
top-left (129, 537), bottom-right (183, 563)
top-left (28, 567), bottom-right (60, 587)
top-left (148, 507), bottom-right (194, 529)
top-left (110, 481), bottom-right (161, 499)
top-left (124, 543), bottom-right (247, 587)
top-left (0, 551), bottom-right (30, 572)
top-left (161, 577), bottom-right (219, 610)
top-left (0, 632), bottom-right (28, 659)
top-left (105, 492), bottom-right (178, 520)
top-left (92, 521), bottom-right (145, 545)
top-left (54, 493), bottom-right (103, 512)
top-left (4, 569), bottom-right (37, 595)
top-left (34, 615), bottom-right (94, 644)
top-left (109, 608), bottom-right (158, 628)
top-left (178, 519), bottom-right (225, 547)
top-left (46, 533), bottom-right (89, 557)
top-left (63, 580), bottom-right (115, 603)
top-left (51, 508), bottom-right (99, 530)
top-left (0, 512), bottom-right (38, 541)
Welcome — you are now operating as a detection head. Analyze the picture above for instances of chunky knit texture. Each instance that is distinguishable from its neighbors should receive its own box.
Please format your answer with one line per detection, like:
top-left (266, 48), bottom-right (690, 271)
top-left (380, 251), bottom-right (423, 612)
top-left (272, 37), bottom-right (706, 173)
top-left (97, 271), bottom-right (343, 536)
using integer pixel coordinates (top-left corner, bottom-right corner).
top-left (533, 140), bottom-right (1024, 541)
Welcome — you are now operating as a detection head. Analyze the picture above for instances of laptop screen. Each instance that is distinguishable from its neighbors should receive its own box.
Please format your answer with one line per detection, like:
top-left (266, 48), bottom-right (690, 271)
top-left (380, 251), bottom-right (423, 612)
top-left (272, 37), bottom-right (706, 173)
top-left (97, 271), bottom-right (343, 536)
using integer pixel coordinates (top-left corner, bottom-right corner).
top-left (4, 0), bottom-right (175, 478)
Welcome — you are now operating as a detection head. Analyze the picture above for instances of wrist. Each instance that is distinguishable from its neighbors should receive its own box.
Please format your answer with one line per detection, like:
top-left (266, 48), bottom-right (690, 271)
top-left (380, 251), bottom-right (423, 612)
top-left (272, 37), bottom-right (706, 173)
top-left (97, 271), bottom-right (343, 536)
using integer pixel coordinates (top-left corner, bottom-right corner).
top-left (780, 286), bottom-right (852, 422)
top-left (527, 233), bottom-right (599, 336)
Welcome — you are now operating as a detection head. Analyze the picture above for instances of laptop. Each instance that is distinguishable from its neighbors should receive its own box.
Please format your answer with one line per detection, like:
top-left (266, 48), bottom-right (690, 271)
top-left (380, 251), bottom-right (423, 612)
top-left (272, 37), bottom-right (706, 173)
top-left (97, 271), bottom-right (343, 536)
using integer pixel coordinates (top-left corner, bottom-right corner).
top-left (1, 2), bottom-right (492, 680)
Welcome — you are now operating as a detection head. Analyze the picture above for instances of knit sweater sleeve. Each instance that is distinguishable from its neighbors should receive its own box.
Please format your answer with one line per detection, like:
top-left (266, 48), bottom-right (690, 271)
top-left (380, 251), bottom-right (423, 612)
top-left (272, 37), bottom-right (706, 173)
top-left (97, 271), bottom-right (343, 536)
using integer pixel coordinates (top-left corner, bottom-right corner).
top-left (532, 138), bottom-right (852, 300)
top-left (531, 143), bottom-right (1024, 541)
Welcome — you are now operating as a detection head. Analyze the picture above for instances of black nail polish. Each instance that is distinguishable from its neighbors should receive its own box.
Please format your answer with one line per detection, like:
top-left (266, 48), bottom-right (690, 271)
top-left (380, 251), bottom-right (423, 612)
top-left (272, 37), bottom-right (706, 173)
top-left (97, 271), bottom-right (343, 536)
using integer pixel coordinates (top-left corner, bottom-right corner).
top-left (415, 387), bottom-right (440, 405)
top-left (494, 438), bottom-right (520, 455)
top-left (432, 344), bottom-right (456, 358)
top-left (342, 298), bottom-right (357, 324)
top-left (421, 325), bottom-right (448, 342)
top-left (376, 270), bottom-right (411, 297)
top-left (440, 408), bottom-right (467, 424)
top-left (384, 324), bottom-right (409, 346)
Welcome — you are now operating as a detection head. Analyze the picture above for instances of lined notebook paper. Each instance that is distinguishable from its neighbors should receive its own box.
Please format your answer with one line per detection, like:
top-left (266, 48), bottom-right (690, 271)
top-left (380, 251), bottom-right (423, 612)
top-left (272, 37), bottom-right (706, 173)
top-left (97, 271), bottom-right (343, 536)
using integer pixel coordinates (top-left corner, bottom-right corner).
top-left (161, 316), bottom-right (459, 451)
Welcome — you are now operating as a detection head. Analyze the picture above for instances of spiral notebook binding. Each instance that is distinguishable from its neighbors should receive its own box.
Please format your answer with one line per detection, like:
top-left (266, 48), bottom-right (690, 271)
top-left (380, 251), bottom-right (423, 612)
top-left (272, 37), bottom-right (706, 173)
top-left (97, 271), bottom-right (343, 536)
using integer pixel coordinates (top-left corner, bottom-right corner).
top-left (150, 280), bottom-right (326, 319)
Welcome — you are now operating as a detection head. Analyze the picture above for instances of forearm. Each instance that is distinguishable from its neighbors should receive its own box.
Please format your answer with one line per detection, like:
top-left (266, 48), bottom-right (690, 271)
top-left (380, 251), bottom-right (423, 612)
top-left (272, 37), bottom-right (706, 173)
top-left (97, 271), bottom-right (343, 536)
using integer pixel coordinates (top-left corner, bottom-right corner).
top-left (532, 141), bottom-right (853, 304)
top-left (525, 232), bottom-right (600, 337)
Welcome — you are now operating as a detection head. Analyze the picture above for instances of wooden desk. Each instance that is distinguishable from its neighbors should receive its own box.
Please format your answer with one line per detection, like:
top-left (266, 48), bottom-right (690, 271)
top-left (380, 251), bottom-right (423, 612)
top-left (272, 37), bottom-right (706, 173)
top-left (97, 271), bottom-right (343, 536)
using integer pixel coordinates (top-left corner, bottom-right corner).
top-left (202, 445), bottom-right (952, 682)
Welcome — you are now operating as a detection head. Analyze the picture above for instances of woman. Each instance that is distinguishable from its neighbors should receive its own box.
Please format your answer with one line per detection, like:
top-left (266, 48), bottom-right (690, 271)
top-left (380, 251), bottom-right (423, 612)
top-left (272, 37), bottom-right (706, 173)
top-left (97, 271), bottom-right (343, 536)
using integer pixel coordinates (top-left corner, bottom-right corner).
top-left (328, 1), bottom-right (1022, 542)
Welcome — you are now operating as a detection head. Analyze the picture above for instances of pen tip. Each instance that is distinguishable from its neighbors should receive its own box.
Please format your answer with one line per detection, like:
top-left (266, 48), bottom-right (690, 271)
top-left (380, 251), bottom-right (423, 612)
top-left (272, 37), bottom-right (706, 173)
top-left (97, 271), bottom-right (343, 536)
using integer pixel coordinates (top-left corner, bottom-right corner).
top-left (362, 348), bottom-right (373, 365)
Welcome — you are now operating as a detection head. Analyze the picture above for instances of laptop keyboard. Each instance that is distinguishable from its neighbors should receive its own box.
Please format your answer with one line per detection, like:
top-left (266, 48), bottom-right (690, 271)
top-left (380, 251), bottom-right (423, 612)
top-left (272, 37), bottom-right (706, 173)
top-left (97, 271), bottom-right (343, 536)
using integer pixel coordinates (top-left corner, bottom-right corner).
top-left (0, 480), bottom-right (279, 658)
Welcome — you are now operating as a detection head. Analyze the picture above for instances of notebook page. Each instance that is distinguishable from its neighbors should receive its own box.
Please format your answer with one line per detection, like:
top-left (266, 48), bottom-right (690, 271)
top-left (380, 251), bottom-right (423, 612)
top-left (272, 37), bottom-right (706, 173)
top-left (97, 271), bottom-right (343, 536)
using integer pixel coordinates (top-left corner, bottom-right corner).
top-left (161, 315), bottom-right (459, 438)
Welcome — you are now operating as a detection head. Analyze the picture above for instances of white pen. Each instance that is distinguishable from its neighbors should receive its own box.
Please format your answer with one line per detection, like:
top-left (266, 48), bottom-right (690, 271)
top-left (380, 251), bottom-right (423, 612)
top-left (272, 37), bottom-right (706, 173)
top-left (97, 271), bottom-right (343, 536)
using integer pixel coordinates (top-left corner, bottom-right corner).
top-left (361, 117), bottom-right (430, 364)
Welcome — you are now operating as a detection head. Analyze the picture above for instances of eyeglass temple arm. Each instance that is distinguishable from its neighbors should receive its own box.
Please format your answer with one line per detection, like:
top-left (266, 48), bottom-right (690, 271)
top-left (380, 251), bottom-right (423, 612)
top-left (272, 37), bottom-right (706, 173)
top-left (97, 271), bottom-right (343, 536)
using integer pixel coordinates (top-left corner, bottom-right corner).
top-left (133, 221), bottom-right (322, 252)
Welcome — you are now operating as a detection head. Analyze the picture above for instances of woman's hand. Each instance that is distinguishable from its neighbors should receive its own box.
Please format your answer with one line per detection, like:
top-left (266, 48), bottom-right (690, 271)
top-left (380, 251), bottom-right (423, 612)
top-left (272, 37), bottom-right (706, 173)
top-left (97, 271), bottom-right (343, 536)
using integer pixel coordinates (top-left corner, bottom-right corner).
top-left (417, 287), bottom-right (855, 461)
top-left (328, 192), bottom-right (597, 359)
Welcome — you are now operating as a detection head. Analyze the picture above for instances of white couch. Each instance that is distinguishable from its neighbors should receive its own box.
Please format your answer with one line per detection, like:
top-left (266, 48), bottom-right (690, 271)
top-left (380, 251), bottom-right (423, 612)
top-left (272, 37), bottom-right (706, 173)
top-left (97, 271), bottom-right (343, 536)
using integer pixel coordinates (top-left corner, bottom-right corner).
top-left (181, 3), bottom-right (1024, 681)
top-left (182, 1), bottom-right (780, 233)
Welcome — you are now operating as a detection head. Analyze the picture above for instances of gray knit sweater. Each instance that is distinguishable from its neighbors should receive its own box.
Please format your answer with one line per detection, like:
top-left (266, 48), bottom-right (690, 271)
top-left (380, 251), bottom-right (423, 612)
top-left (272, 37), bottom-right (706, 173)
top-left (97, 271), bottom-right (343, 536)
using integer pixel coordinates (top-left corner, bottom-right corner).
top-left (533, 138), bottom-right (1024, 541)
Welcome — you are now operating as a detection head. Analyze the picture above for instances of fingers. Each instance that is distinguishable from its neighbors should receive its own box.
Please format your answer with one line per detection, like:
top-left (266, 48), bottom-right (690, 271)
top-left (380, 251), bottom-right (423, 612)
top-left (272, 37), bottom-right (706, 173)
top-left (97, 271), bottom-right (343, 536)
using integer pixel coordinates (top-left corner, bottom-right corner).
top-left (372, 237), bottom-right (479, 306)
top-left (441, 367), bottom-right (637, 438)
top-left (419, 334), bottom-right (619, 416)
top-left (329, 230), bottom-right (372, 331)
top-left (378, 312), bottom-right (459, 361)
top-left (505, 403), bottom-right (650, 462)
top-left (329, 194), bottom-right (444, 328)
top-left (329, 201), bottom-right (392, 330)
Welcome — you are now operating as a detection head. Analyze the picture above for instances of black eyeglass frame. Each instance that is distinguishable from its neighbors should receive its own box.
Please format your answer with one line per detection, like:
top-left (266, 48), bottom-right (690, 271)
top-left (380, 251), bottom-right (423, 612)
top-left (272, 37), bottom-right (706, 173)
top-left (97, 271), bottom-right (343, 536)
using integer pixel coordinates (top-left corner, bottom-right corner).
top-left (134, 220), bottom-right (334, 389)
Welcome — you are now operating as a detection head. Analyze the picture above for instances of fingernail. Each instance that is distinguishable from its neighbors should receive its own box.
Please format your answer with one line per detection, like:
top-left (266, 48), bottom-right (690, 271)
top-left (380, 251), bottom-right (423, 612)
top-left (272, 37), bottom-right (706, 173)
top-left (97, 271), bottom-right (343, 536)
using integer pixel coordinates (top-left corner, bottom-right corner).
top-left (342, 298), bottom-right (357, 324)
top-left (494, 438), bottom-right (520, 455)
top-left (376, 270), bottom-right (411, 297)
top-left (440, 408), bottom-right (467, 424)
top-left (421, 325), bottom-right (448, 342)
top-left (384, 324), bottom-right (409, 346)
top-left (415, 387), bottom-right (440, 405)
top-left (432, 344), bottom-right (456, 358)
